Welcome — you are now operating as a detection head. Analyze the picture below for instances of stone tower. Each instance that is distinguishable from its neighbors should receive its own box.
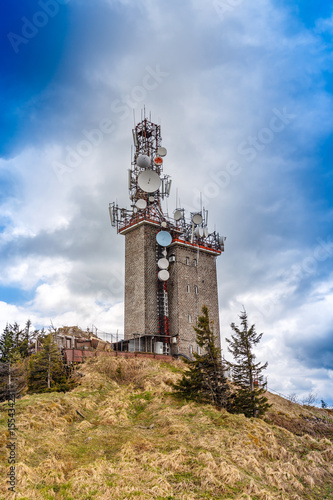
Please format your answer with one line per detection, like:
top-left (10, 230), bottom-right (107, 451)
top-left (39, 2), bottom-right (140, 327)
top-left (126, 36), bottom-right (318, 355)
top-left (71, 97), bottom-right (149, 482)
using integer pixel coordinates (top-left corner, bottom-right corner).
top-left (109, 115), bottom-right (225, 357)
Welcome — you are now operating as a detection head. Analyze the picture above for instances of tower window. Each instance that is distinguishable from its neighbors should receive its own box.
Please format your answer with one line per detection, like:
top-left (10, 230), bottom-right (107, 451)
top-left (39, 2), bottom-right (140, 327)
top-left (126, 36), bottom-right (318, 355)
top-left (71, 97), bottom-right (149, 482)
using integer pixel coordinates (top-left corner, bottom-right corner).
top-left (187, 284), bottom-right (190, 293)
top-left (186, 257), bottom-right (190, 265)
top-left (194, 285), bottom-right (198, 295)
top-left (188, 314), bottom-right (192, 323)
top-left (193, 259), bottom-right (197, 267)
top-left (189, 345), bottom-right (193, 355)
top-left (197, 345), bottom-right (201, 355)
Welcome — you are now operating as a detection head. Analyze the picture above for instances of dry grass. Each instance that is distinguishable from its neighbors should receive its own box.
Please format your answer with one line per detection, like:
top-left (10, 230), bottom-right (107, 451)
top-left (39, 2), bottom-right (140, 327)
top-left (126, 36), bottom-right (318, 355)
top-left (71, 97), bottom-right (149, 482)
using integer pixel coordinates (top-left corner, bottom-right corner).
top-left (0, 357), bottom-right (332, 499)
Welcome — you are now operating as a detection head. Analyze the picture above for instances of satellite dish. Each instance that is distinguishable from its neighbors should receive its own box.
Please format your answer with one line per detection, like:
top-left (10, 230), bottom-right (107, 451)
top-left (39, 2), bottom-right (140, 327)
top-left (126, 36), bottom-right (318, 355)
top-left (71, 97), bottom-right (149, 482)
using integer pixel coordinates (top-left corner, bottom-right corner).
top-left (149, 196), bottom-right (155, 202)
top-left (192, 213), bottom-right (203, 225)
top-left (158, 269), bottom-right (170, 281)
top-left (161, 221), bottom-right (167, 228)
top-left (157, 146), bottom-right (167, 157)
top-left (195, 227), bottom-right (204, 238)
top-left (154, 156), bottom-right (163, 165)
top-left (133, 207), bottom-right (138, 213)
top-left (174, 210), bottom-right (182, 221)
top-left (162, 249), bottom-right (167, 257)
top-left (135, 199), bottom-right (147, 210)
top-left (158, 258), bottom-right (169, 270)
top-left (156, 231), bottom-right (172, 247)
top-left (137, 154), bottom-right (151, 168)
top-left (138, 170), bottom-right (161, 192)
top-left (203, 227), bottom-right (209, 237)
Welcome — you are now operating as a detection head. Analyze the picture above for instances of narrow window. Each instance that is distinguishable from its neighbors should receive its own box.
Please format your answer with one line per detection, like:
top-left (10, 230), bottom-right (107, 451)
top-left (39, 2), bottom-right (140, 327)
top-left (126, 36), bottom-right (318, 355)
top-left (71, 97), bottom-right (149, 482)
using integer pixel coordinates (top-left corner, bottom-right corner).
top-left (188, 314), bottom-right (192, 323)
top-left (186, 257), bottom-right (190, 265)
top-left (187, 284), bottom-right (190, 293)
top-left (189, 345), bottom-right (193, 355)
top-left (194, 285), bottom-right (198, 295)
top-left (193, 259), bottom-right (197, 267)
top-left (197, 345), bottom-right (201, 355)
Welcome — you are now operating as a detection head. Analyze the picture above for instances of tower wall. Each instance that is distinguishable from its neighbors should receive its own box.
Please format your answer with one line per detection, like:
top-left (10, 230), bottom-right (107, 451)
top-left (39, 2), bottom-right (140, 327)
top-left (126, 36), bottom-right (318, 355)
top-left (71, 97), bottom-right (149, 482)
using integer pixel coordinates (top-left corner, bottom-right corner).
top-left (123, 222), bottom-right (160, 339)
top-left (168, 243), bottom-right (221, 356)
top-left (124, 221), bottom-right (221, 356)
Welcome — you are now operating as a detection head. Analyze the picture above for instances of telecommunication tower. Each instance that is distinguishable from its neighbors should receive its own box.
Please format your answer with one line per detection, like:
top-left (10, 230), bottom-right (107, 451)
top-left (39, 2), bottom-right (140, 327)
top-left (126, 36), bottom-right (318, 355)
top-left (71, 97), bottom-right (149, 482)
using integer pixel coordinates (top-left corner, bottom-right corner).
top-left (109, 113), bottom-right (225, 357)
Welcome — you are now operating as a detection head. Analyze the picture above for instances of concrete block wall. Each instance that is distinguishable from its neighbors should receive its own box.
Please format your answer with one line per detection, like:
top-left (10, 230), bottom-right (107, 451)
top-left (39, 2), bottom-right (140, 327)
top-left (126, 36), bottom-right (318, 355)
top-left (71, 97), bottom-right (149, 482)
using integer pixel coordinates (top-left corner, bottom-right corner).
top-left (167, 243), bottom-right (221, 357)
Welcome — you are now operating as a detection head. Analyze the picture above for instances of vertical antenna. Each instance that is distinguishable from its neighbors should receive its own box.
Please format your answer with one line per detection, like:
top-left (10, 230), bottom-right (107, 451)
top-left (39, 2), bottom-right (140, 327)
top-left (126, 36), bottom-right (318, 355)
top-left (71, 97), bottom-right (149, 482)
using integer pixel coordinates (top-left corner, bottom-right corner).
top-left (133, 109), bottom-right (136, 127)
top-left (176, 187), bottom-right (178, 209)
top-left (200, 192), bottom-right (202, 214)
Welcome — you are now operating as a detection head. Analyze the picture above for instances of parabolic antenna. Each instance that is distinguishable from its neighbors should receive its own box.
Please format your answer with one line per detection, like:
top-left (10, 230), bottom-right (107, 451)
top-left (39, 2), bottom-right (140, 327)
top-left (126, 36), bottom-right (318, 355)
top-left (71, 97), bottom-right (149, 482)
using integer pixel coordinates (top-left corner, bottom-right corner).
top-left (154, 156), bottom-right (163, 166)
top-left (161, 221), bottom-right (167, 228)
top-left (138, 170), bottom-right (161, 192)
top-left (156, 230), bottom-right (172, 247)
top-left (157, 146), bottom-right (167, 157)
top-left (192, 213), bottom-right (203, 225)
top-left (135, 199), bottom-right (147, 210)
top-left (158, 269), bottom-right (170, 281)
top-left (149, 195), bottom-right (155, 202)
top-left (137, 154), bottom-right (151, 168)
top-left (133, 207), bottom-right (138, 213)
top-left (195, 227), bottom-right (204, 238)
top-left (203, 227), bottom-right (209, 237)
top-left (174, 210), bottom-right (182, 221)
top-left (158, 258), bottom-right (169, 270)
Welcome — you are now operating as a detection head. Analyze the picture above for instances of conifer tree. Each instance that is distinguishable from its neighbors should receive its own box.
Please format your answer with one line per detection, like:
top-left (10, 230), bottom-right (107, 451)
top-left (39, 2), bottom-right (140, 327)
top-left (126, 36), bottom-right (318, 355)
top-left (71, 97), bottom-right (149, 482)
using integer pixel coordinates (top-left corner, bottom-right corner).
top-left (27, 333), bottom-right (70, 393)
top-left (0, 321), bottom-right (32, 363)
top-left (173, 305), bottom-right (230, 409)
top-left (226, 308), bottom-right (270, 418)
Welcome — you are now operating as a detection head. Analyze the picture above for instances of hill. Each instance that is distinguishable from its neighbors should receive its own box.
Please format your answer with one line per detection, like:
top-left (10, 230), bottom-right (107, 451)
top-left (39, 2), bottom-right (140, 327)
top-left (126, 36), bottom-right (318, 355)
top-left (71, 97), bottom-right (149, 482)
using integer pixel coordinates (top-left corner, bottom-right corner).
top-left (1, 357), bottom-right (333, 499)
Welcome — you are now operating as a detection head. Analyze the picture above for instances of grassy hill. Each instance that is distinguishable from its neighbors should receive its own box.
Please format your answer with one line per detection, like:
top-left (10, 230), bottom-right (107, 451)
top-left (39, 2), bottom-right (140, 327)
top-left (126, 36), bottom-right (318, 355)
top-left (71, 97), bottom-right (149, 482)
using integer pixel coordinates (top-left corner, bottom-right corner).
top-left (1, 357), bottom-right (333, 499)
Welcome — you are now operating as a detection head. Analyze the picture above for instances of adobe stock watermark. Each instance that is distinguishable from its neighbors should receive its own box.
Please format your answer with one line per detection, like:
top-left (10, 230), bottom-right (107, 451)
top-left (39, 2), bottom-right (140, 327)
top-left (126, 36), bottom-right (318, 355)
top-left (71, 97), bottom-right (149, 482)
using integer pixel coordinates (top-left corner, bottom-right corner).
top-left (7, 0), bottom-right (70, 54)
top-left (7, 390), bottom-right (17, 493)
top-left (213, 0), bottom-right (244, 21)
top-left (52, 65), bottom-right (169, 182)
top-left (255, 235), bottom-right (333, 320)
top-left (192, 107), bottom-right (296, 209)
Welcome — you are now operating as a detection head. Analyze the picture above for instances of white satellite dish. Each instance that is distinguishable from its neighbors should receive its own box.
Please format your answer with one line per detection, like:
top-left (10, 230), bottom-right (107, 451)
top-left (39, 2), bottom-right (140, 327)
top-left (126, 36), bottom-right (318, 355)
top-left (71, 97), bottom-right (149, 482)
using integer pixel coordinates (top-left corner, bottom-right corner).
top-left (137, 154), bottom-right (151, 168)
top-left (149, 196), bottom-right (155, 202)
top-left (158, 269), bottom-right (170, 281)
top-left (161, 221), bottom-right (167, 228)
top-left (192, 213), bottom-right (203, 225)
top-left (133, 207), bottom-right (138, 213)
top-left (174, 210), bottom-right (182, 221)
top-left (156, 231), bottom-right (172, 247)
top-left (195, 227), bottom-right (204, 238)
top-left (135, 199), bottom-right (147, 210)
top-left (158, 258), bottom-right (169, 270)
top-left (203, 227), bottom-right (209, 237)
top-left (138, 170), bottom-right (161, 192)
top-left (157, 146), bottom-right (167, 157)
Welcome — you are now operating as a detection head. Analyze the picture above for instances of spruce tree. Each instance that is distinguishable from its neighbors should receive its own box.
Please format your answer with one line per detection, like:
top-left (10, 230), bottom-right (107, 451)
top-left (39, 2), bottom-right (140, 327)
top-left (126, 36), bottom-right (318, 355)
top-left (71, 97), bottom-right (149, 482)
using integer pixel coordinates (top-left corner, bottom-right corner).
top-left (173, 305), bottom-right (230, 409)
top-left (0, 321), bottom-right (32, 363)
top-left (226, 308), bottom-right (271, 418)
top-left (27, 334), bottom-right (70, 393)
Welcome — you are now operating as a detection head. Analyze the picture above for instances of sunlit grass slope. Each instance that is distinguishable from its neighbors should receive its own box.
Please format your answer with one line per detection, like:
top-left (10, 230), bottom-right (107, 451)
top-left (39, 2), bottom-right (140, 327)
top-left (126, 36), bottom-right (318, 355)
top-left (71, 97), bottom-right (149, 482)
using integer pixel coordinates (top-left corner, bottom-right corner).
top-left (1, 357), bottom-right (333, 499)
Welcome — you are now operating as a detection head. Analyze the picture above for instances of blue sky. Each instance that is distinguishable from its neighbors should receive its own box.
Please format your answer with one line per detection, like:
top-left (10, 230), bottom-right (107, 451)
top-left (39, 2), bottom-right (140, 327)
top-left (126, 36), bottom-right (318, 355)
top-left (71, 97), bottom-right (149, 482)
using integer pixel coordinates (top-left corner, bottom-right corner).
top-left (1, 0), bottom-right (333, 405)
